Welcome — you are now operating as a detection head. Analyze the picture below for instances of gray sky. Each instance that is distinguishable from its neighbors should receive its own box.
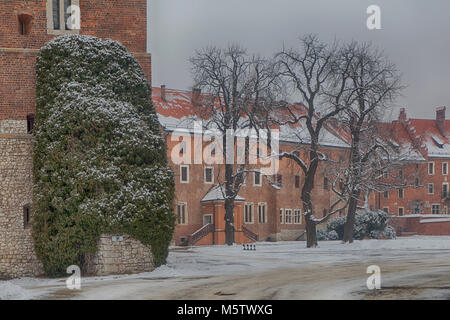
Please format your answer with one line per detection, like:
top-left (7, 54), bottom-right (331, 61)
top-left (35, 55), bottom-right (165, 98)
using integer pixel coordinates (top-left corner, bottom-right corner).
top-left (148, 0), bottom-right (450, 119)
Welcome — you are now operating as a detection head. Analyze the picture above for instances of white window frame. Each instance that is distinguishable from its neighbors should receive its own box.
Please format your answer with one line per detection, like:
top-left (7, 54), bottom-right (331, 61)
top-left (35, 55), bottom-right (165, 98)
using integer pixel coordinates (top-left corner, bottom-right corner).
top-left (383, 207), bottom-right (389, 214)
top-left (398, 207), bottom-right (404, 216)
top-left (428, 161), bottom-right (435, 175)
top-left (294, 209), bottom-right (302, 224)
top-left (383, 190), bottom-right (389, 199)
top-left (180, 165), bottom-right (189, 183)
top-left (176, 202), bottom-right (188, 225)
top-left (254, 171), bottom-right (262, 187)
top-left (244, 202), bottom-right (254, 224)
top-left (285, 209), bottom-right (292, 224)
top-left (443, 183), bottom-right (449, 198)
top-left (443, 162), bottom-right (449, 175)
top-left (428, 183), bottom-right (434, 195)
top-left (204, 166), bottom-right (214, 184)
top-left (279, 208), bottom-right (284, 224)
top-left (203, 214), bottom-right (213, 225)
top-left (46, 0), bottom-right (81, 35)
top-left (258, 202), bottom-right (267, 224)
top-left (432, 204), bottom-right (441, 215)
top-left (398, 188), bottom-right (404, 199)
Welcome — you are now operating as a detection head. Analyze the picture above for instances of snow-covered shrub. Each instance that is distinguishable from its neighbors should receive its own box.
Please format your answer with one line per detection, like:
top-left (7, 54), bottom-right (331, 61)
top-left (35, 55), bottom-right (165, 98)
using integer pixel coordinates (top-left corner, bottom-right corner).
top-left (316, 229), bottom-right (329, 241)
top-left (33, 35), bottom-right (175, 276)
top-left (326, 209), bottom-right (395, 241)
top-left (327, 230), bottom-right (339, 241)
top-left (382, 225), bottom-right (396, 239)
top-left (326, 216), bottom-right (346, 239)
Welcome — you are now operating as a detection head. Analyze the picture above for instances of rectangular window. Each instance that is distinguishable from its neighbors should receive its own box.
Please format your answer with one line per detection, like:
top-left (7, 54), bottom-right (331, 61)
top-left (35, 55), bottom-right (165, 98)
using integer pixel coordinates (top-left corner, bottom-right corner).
top-left (64, 0), bottom-right (72, 30)
top-left (254, 171), bottom-right (262, 186)
top-left (204, 167), bottom-right (213, 184)
top-left (258, 203), bottom-right (267, 224)
top-left (428, 183), bottom-right (434, 194)
top-left (294, 209), bottom-right (302, 224)
top-left (52, 0), bottom-right (60, 30)
top-left (323, 209), bottom-right (328, 218)
top-left (180, 165), bottom-right (189, 183)
top-left (285, 209), bottom-right (292, 224)
top-left (415, 177), bottom-right (420, 188)
top-left (443, 183), bottom-right (449, 198)
top-left (383, 170), bottom-right (388, 179)
top-left (279, 209), bottom-right (284, 224)
top-left (398, 169), bottom-right (403, 179)
top-left (203, 214), bottom-right (213, 225)
top-left (383, 207), bottom-right (389, 214)
top-left (428, 162), bottom-right (435, 175)
top-left (383, 191), bottom-right (389, 199)
top-left (398, 207), bottom-right (404, 216)
top-left (443, 162), bottom-right (448, 175)
top-left (244, 203), bottom-right (254, 224)
top-left (432, 204), bottom-right (440, 215)
top-left (176, 203), bottom-right (187, 225)
top-left (398, 188), bottom-right (404, 199)
top-left (295, 175), bottom-right (300, 188)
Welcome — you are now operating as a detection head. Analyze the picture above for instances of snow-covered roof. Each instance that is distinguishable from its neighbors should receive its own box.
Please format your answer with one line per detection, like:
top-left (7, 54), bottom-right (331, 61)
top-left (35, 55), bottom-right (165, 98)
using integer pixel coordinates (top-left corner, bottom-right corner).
top-left (152, 87), bottom-right (350, 149)
top-left (201, 184), bottom-right (245, 202)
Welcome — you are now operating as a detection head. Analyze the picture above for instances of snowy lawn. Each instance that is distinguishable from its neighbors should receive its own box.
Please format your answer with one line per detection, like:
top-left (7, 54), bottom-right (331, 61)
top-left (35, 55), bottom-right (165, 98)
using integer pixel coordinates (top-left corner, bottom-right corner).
top-left (1, 236), bottom-right (450, 300)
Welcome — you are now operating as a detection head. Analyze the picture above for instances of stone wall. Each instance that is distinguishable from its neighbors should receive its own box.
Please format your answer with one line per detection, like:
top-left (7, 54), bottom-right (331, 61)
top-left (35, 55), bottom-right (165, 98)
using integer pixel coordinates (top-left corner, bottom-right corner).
top-left (0, 120), bottom-right (43, 279)
top-left (85, 234), bottom-right (154, 276)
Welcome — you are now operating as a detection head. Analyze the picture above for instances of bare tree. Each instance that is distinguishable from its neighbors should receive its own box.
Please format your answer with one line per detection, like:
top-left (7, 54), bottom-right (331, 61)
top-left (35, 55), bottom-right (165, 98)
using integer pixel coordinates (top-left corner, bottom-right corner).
top-left (274, 35), bottom-right (351, 248)
top-left (336, 42), bottom-right (405, 243)
top-left (190, 45), bottom-right (280, 245)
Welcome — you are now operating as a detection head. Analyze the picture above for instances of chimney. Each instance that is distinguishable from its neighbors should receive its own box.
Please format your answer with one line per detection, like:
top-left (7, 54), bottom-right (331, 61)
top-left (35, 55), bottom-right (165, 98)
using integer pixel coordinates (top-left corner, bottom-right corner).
top-left (399, 107), bottom-right (407, 124)
top-left (161, 85), bottom-right (166, 101)
top-left (192, 88), bottom-right (201, 105)
top-left (436, 106), bottom-right (446, 136)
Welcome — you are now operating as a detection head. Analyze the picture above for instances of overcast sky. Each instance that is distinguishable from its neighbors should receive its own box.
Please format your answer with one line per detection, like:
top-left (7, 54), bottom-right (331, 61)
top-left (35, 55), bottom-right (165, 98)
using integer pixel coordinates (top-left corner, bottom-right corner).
top-left (148, 0), bottom-right (450, 119)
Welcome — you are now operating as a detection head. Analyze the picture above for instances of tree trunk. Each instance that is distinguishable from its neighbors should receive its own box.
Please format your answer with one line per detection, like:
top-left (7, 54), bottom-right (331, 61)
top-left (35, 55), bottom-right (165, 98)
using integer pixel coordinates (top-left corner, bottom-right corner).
top-left (305, 216), bottom-right (318, 248)
top-left (302, 154), bottom-right (319, 248)
top-left (224, 163), bottom-right (235, 246)
top-left (224, 198), bottom-right (235, 245)
top-left (343, 189), bottom-right (361, 243)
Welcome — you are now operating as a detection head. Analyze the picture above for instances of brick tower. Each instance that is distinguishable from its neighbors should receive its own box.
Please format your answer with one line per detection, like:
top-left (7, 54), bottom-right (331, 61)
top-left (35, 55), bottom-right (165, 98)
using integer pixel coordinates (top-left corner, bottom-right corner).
top-left (0, 0), bottom-right (151, 278)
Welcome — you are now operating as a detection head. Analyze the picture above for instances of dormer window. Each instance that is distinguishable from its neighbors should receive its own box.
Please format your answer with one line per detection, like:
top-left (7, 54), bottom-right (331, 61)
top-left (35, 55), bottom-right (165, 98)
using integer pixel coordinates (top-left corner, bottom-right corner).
top-left (47, 0), bottom-right (80, 35)
top-left (431, 135), bottom-right (444, 149)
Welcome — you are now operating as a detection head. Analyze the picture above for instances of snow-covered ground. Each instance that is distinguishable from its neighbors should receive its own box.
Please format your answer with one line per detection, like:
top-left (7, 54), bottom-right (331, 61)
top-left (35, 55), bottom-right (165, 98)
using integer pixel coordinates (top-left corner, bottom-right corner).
top-left (1, 236), bottom-right (450, 300)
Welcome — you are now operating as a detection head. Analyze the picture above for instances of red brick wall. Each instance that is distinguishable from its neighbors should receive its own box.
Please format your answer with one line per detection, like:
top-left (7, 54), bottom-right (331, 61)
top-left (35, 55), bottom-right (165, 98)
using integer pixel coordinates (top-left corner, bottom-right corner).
top-left (167, 131), bottom-right (349, 245)
top-left (390, 216), bottom-right (450, 235)
top-left (378, 160), bottom-right (450, 216)
top-left (0, 0), bottom-right (151, 120)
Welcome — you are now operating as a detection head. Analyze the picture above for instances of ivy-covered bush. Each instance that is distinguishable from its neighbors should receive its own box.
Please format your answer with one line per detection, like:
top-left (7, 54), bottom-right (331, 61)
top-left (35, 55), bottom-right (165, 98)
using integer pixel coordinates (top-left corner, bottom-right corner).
top-left (319, 209), bottom-right (396, 241)
top-left (33, 35), bottom-right (175, 276)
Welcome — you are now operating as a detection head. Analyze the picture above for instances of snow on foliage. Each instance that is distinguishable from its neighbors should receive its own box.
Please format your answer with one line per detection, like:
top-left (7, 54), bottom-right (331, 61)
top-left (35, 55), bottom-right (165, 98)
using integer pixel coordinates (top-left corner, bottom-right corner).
top-left (33, 35), bottom-right (175, 276)
top-left (320, 209), bottom-right (396, 241)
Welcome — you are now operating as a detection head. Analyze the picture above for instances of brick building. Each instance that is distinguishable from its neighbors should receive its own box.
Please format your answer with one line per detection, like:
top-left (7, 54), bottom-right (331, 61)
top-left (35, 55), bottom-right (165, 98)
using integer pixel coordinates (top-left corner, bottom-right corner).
top-left (0, 0), bottom-right (151, 278)
top-left (152, 87), bottom-right (450, 244)
top-left (376, 107), bottom-right (450, 235)
top-left (151, 87), bottom-right (351, 245)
